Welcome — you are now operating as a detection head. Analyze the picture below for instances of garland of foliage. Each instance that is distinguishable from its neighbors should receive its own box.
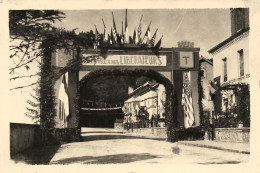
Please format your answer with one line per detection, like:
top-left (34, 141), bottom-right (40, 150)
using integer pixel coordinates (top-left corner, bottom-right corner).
top-left (40, 42), bottom-right (56, 130)
top-left (76, 69), bottom-right (178, 142)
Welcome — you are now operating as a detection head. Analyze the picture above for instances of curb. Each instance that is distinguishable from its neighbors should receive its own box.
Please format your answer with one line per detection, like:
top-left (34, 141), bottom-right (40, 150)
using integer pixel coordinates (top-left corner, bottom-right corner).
top-left (178, 141), bottom-right (250, 155)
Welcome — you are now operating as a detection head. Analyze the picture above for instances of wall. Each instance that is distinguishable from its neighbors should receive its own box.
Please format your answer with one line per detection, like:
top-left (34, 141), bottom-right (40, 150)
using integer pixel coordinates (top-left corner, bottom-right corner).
top-left (215, 128), bottom-right (250, 143)
top-left (212, 32), bottom-right (249, 85)
top-left (10, 123), bottom-right (40, 155)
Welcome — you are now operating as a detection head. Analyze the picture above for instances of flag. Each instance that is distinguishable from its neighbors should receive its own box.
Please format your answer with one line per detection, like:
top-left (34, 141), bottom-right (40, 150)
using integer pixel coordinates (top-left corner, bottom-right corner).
top-left (149, 28), bottom-right (158, 47)
top-left (102, 18), bottom-right (108, 42)
top-left (121, 21), bottom-right (124, 44)
top-left (94, 24), bottom-right (100, 49)
top-left (110, 27), bottom-right (113, 44)
top-left (58, 72), bottom-right (69, 128)
top-left (137, 15), bottom-right (143, 44)
top-left (154, 35), bottom-right (163, 49)
top-left (124, 9), bottom-right (129, 43)
top-left (112, 12), bottom-right (118, 43)
top-left (182, 71), bottom-right (195, 128)
top-left (142, 22), bottom-right (151, 44)
top-left (133, 29), bottom-right (136, 44)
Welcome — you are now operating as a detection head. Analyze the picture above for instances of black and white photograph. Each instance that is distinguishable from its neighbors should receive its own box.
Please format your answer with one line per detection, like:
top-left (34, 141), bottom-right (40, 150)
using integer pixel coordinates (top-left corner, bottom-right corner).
top-left (1, 0), bottom-right (260, 172)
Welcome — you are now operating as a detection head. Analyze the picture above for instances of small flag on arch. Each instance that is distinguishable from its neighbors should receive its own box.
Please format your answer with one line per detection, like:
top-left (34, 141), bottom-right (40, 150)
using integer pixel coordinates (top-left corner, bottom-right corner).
top-left (112, 12), bottom-right (118, 43)
top-left (149, 28), bottom-right (158, 47)
top-left (142, 22), bottom-right (151, 44)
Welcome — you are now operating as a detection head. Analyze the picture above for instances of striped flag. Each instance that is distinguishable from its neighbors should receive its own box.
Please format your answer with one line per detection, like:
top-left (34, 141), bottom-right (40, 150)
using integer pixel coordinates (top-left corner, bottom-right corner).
top-left (112, 12), bottom-right (118, 43)
top-left (149, 28), bottom-right (158, 47)
top-left (142, 22), bottom-right (151, 44)
top-left (124, 9), bottom-right (129, 43)
top-left (182, 71), bottom-right (195, 128)
top-left (58, 72), bottom-right (69, 128)
top-left (137, 15), bottom-right (143, 44)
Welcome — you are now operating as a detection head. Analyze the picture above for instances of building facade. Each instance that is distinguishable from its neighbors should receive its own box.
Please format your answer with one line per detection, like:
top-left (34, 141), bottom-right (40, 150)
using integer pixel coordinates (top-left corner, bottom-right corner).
top-left (122, 81), bottom-right (166, 127)
top-left (208, 8), bottom-right (250, 127)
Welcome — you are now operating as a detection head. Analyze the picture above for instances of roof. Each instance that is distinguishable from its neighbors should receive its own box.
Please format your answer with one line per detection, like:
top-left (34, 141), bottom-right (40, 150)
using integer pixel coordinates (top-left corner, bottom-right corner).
top-left (208, 27), bottom-right (250, 54)
top-left (199, 56), bottom-right (213, 65)
top-left (125, 81), bottom-right (159, 100)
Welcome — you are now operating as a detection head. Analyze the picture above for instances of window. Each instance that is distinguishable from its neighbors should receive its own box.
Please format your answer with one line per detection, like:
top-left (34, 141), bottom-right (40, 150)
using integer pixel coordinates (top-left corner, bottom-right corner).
top-left (222, 58), bottom-right (227, 82)
top-left (238, 49), bottom-right (244, 77)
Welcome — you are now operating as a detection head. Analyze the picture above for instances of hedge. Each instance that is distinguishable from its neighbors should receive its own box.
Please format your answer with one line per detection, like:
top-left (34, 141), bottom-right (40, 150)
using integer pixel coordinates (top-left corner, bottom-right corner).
top-left (36, 128), bottom-right (82, 146)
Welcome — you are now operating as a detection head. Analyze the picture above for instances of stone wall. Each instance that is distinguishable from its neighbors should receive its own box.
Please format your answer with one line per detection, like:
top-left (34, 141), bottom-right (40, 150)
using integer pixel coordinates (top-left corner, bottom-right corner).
top-left (10, 123), bottom-right (40, 155)
top-left (215, 128), bottom-right (250, 143)
top-left (127, 127), bottom-right (167, 138)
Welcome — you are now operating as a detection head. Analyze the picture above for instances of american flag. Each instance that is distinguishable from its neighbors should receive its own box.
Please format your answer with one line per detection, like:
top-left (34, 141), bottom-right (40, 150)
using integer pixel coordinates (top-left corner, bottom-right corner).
top-left (112, 12), bottom-right (118, 43)
top-left (182, 71), bottom-right (195, 128)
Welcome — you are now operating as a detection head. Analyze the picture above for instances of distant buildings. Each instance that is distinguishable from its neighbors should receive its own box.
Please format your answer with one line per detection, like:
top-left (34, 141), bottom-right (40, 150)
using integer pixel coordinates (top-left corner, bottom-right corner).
top-left (208, 8), bottom-right (250, 127)
top-left (199, 56), bottom-right (213, 123)
top-left (122, 81), bottom-right (166, 127)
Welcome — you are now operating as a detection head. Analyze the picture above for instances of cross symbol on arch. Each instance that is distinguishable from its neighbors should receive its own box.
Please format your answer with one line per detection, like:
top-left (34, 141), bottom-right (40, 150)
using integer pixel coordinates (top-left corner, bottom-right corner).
top-left (183, 56), bottom-right (189, 65)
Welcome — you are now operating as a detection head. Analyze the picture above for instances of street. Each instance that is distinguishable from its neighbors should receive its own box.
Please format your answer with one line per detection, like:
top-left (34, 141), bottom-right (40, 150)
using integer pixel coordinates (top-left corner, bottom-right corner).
top-left (48, 128), bottom-right (249, 165)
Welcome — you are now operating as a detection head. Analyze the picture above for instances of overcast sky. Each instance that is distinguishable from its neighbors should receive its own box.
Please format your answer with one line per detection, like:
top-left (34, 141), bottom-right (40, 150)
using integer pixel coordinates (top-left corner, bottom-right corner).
top-left (54, 9), bottom-right (231, 57)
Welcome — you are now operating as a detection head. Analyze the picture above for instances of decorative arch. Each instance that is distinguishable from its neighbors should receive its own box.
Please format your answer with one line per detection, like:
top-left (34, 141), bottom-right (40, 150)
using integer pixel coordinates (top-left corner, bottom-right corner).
top-left (74, 69), bottom-right (179, 141)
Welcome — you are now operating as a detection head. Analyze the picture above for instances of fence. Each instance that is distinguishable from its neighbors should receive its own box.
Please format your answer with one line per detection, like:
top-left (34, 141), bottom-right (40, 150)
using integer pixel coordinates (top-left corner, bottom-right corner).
top-left (10, 123), bottom-right (40, 155)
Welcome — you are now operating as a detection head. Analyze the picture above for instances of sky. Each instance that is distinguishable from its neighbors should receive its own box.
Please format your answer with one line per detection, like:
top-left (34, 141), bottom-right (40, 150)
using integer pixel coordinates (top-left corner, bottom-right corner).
top-left (54, 9), bottom-right (231, 57)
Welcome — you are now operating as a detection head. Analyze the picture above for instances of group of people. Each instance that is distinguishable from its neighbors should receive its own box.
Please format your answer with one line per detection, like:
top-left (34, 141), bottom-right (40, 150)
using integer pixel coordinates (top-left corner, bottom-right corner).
top-left (124, 106), bottom-right (163, 130)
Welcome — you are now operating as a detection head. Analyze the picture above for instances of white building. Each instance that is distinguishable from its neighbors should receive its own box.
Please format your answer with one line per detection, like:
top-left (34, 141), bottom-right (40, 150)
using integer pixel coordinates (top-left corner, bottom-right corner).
top-left (208, 8), bottom-right (250, 124)
top-left (122, 81), bottom-right (166, 126)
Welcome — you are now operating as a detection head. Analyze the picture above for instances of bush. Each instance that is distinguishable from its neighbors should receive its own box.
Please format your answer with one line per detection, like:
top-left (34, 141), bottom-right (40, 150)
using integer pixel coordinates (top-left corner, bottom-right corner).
top-left (176, 126), bottom-right (205, 141)
top-left (36, 128), bottom-right (82, 146)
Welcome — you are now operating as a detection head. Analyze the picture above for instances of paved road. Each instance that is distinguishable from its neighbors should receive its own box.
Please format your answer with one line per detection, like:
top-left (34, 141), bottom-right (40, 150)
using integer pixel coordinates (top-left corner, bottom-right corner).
top-left (48, 128), bottom-right (249, 165)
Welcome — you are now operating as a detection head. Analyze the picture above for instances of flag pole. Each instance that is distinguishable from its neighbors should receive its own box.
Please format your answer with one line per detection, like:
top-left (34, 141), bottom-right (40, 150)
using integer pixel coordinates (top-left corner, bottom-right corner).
top-left (137, 15), bottom-right (143, 45)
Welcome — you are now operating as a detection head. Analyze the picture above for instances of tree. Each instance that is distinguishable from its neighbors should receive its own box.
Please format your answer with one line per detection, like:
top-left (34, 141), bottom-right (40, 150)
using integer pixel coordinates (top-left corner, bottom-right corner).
top-left (9, 10), bottom-right (65, 90)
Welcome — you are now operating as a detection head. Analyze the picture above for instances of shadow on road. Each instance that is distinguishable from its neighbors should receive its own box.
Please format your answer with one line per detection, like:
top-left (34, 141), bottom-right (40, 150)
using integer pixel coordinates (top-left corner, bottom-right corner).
top-left (198, 160), bottom-right (242, 164)
top-left (51, 153), bottom-right (162, 164)
top-left (81, 131), bottom-right (124, 134)
top-left (11, 145), bottom-right (61, 165)
top-left (81, 134), bottom-right (165, 142)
